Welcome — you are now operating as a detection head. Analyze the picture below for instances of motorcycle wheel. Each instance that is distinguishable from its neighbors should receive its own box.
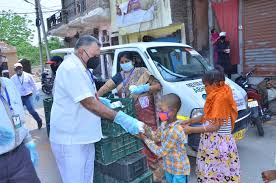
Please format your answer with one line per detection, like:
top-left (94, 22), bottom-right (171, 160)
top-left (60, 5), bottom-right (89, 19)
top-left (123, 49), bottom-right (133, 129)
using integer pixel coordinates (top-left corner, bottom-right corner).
top-left (42, 85), bottom-right (52, 95)
top-left (255, 118), bottom-right (264, 136)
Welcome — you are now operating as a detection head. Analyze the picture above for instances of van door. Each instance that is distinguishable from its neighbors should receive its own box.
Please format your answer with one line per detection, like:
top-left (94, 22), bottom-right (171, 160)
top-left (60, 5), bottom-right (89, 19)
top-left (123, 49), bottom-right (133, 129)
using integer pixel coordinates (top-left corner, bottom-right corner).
top-left (94, 51), bottom-right (115, 90)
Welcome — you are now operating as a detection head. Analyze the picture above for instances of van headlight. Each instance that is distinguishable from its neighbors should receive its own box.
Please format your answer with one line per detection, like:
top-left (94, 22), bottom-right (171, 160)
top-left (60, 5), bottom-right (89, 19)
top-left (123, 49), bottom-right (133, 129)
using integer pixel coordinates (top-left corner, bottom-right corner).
top-left (190, 108), bottom-right (204, 118)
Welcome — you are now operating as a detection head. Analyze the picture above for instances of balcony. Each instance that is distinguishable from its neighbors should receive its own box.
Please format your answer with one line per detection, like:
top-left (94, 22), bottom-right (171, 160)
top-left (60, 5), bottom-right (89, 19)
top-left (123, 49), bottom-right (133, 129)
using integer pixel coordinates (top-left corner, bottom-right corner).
top-left (47, 11), bottom-right (63, 31)
top-left (47, 0), bottom-right (110, 37)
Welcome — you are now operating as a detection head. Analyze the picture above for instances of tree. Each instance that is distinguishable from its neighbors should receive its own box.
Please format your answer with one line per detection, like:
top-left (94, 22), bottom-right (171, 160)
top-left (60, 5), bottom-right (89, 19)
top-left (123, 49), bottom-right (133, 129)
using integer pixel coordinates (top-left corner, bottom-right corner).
top-left (0, 10), bottom-right (34, 44)
top-left (0, 10), bottom-right (63, 66)
top-left (0, 10), bottom-right (34, 55)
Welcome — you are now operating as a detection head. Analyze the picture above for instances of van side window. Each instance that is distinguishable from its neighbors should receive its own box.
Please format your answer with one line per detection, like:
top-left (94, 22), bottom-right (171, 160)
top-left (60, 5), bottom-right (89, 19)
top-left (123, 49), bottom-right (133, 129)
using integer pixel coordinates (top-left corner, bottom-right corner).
top-left (117, 51), bottom-right (146, 72)
top-left (101, 53), bottom-right (114, 79)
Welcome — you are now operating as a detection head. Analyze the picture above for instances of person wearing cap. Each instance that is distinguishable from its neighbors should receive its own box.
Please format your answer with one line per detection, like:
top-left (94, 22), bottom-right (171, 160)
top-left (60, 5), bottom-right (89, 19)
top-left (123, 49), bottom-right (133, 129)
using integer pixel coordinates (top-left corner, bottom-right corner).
top-left (47, 55), bottom-right (63, 76)
top-left (215, 32), bottom-right (232, 78)
top-left (11, 63), bottom-right (42, 129)
top-left (0, 76), bottom-right (40, 182)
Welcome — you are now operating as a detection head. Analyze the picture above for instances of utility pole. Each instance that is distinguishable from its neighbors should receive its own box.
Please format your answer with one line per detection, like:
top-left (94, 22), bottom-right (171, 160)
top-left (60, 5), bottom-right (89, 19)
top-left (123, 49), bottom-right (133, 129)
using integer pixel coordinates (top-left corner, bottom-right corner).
top-left (208, 0), bottom-right (214, 66)
top-left (35, 0), bottom-right (50, 61)
top-left (34, 0), bottom-right (44, 73)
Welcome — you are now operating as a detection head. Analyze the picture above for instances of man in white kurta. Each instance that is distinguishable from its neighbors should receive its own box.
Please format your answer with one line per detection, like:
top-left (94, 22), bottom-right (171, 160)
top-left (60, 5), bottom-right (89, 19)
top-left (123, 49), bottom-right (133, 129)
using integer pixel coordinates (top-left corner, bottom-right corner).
top-left (50, 35), bottom-right (144, 183)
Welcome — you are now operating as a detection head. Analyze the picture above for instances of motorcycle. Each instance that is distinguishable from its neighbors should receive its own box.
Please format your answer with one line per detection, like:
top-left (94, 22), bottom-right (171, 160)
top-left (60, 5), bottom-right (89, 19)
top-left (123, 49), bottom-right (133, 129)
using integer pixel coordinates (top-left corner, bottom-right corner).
top-left (235, 70), bottom-right (271, 136)
top-left (41, 70), bottom-right (54, 95)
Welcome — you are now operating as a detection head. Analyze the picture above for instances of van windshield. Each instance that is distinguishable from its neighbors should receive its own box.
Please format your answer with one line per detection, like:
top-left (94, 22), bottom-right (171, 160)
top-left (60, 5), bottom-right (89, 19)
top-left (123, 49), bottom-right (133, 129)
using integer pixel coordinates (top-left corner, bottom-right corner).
top-left (147, 46), bottom-right (212, 82)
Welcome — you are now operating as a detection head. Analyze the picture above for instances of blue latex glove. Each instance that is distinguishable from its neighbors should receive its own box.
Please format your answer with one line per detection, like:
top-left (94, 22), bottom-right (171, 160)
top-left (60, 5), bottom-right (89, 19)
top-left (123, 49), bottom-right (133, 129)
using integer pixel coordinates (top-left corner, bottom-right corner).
top-left (0, 127), bottom-right (14, 146)
top-left (25, 141), bottom-right (39, 166)
top-left (129, 84), bottom-right (150, 95)
top-left (99, 97), bottom-right (112, 108)
top-left (35, 93), bottom-right (40, 101)
top-left (114, 111), bottom-right (141, 135)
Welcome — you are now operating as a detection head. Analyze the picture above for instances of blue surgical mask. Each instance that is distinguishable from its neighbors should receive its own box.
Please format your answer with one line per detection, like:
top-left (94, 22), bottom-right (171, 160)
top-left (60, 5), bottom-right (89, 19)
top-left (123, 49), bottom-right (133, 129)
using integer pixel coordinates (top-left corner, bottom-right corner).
top-left (120, 62), bottom-right (134, 72)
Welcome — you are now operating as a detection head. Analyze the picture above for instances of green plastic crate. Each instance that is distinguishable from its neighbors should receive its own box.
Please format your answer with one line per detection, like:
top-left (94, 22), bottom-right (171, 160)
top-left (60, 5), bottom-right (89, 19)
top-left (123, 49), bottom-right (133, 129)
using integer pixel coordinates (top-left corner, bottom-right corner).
top-left (94, 170), bottom-right (153, 183)
top-left (101, 98), bottom-right (136, 137)
top-left (43, 98), bottom-right (53, 124)
top-left (95, 133), bottom-right (143, 165)
top-left (43, 98), bottom-right (53, 137)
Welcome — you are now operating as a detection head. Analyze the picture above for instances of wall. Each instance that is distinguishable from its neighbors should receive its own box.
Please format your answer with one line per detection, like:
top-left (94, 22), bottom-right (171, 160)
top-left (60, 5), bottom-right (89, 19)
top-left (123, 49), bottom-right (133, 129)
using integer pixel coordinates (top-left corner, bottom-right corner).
top-left (110, 0), bottom-right (172, 35)
top-left (4, 53), bottom-right (18, 76)
top-left (86, 0), bottom-right (110, 10)
top-left (193, 0), bottom-right (208, 51)
top-left (170, 0), bottom-right (193, 46)
top-left (125, 24), bottom-right (184, 43)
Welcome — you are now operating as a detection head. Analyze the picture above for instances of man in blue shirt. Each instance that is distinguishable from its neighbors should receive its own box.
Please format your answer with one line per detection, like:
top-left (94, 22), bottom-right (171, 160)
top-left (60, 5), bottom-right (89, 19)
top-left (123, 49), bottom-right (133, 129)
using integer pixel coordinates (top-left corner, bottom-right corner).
top-left (11, 63), bottom-right (42, 129)
top-left (0, 74), bottom-right (40, 182)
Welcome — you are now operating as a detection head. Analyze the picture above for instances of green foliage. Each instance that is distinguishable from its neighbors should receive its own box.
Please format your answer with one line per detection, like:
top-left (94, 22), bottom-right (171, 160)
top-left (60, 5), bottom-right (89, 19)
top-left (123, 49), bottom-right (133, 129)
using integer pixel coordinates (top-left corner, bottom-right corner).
top-left (0, 10), bottom-right (63, 66)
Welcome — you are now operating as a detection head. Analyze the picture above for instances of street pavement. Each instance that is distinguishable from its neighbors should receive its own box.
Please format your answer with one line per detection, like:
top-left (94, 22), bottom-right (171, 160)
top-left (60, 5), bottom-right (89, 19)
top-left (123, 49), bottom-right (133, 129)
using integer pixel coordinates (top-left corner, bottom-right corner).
top-left (25, 93), bottom-right (276, 183)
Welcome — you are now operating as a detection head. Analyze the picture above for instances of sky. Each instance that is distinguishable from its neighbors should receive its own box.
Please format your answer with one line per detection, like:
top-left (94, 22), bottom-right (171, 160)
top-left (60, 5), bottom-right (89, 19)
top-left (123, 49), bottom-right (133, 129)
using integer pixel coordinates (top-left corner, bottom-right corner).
top-left (0, 0), bottom-right (62, 45)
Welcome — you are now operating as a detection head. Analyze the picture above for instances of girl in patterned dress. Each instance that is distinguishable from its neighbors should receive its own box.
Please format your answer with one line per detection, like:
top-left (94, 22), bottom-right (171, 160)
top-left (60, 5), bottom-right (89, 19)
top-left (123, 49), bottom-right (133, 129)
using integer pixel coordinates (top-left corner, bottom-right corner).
top-left (183, 67), bottom-right (240, 183)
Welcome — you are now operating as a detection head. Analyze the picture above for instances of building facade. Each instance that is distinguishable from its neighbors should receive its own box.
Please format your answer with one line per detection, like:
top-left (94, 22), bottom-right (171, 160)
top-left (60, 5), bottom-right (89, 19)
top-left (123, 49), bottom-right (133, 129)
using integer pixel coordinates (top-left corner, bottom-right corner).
top-left (47, 0), bottom-right (111, 47)
top-left (47, 0), bottom-right (275, 77)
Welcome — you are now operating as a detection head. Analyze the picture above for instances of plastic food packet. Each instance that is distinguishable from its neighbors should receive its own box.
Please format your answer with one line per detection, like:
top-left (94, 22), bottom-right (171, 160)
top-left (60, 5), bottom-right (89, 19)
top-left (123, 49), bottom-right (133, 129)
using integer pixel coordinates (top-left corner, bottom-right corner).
top-left (110, 101), bottom-right (124, 109)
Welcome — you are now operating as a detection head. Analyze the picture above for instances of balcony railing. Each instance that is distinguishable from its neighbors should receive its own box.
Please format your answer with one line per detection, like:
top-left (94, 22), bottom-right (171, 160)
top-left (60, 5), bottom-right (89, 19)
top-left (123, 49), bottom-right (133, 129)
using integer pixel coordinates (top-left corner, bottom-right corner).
top-left (47, 11), bottom-right (63, 31)
top-left (47, 0), bottom-right (110, 32)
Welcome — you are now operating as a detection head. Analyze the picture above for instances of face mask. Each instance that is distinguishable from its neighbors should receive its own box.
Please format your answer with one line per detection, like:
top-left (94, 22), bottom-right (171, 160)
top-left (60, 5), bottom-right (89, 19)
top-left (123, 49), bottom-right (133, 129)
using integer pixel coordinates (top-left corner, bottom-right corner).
top-left (120, 62), bottom-right (134, 72)
top-left (87, 57), bottom-right (100, 69)
top-left (220, 36), bottom-right (226, 41)
top-left (159, 112), bottom-right (169, 121)
top-left (16, 68), bottom-right (23, 76)
top-left (84, 50), bottom-right (100, 69)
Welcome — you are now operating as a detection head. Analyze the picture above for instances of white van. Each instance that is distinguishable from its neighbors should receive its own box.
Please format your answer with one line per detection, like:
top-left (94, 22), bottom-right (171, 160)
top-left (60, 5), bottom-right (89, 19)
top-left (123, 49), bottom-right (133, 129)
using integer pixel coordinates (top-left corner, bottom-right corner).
top-left (51, 42), bottom-right (251, 155)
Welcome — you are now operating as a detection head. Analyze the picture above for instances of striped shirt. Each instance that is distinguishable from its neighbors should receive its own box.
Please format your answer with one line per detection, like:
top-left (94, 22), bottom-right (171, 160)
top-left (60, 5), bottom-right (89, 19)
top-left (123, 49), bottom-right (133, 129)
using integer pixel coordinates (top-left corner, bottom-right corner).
top-left (204, 118), bottom-right (232, 135)
top-left (144, 120), bottom-right (190, 175)
top-left (217, 119), bottom-right (232, 135)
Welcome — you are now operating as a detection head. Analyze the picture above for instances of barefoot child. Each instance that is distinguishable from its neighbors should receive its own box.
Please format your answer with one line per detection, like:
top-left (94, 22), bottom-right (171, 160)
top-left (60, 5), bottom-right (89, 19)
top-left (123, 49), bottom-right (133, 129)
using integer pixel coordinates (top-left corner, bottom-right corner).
top-left (262, 170), bottom-right (276, 183)
top-left (139, 93), bottom-right (190, 183)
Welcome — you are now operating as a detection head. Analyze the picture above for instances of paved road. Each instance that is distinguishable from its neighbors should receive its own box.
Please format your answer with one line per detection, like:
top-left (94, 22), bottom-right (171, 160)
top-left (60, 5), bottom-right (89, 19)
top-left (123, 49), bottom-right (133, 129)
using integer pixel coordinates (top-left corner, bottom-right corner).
top-left (188, 118), bottom-right (276, 183)
top-left (25, 90), bottom-right (276, 183)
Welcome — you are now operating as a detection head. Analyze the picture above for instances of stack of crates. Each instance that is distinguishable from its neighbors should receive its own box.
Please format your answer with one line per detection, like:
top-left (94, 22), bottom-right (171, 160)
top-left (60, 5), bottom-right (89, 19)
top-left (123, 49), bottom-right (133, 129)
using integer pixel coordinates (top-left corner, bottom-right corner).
top-left (42, 97), bottom-right (153, 182)
top-left (94, 98), bottom-right (153, 183)
top-left (43, 98), bottom-right (53, 137)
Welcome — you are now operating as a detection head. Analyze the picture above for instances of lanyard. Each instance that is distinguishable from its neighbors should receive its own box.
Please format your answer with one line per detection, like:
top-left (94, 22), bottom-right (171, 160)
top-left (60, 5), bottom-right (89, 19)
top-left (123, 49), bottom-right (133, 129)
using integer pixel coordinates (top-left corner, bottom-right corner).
top-left (86, 69), bottom-right (95, 84)
top-left (0, 87), bottom-right (13, 111)
top-left (122, 68), bottom-right (135, 89)
top-left (86, 69), bottom-right (99, 100)
top-left (17, 74), bottom-right (24, 85)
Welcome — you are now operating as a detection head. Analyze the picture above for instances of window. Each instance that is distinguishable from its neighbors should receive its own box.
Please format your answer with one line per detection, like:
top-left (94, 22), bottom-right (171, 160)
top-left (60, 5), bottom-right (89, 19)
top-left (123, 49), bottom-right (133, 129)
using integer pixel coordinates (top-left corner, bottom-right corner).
top-left (97, 52), bottom-right (114, 80)
top-left (147, 46), bottom-right (212, 82)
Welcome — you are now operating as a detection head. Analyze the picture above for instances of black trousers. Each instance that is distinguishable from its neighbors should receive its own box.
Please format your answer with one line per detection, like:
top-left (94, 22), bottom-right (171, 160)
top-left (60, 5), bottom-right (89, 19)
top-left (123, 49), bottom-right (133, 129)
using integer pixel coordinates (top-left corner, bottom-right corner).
top-left (0, 143), bottom-right (40, 183)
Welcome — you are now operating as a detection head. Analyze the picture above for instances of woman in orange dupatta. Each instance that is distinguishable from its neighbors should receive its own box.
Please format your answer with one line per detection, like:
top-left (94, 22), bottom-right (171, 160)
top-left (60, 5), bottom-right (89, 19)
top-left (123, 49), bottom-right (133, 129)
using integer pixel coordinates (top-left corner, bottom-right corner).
top-left (183, 68), bottom-right (240, 183)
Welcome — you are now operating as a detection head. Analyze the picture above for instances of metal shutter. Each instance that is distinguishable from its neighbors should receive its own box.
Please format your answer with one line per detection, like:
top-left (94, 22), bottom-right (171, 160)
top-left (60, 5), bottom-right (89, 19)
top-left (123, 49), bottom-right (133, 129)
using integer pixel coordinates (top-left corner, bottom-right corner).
top-left (243, 0), bottom-right (276, 76)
